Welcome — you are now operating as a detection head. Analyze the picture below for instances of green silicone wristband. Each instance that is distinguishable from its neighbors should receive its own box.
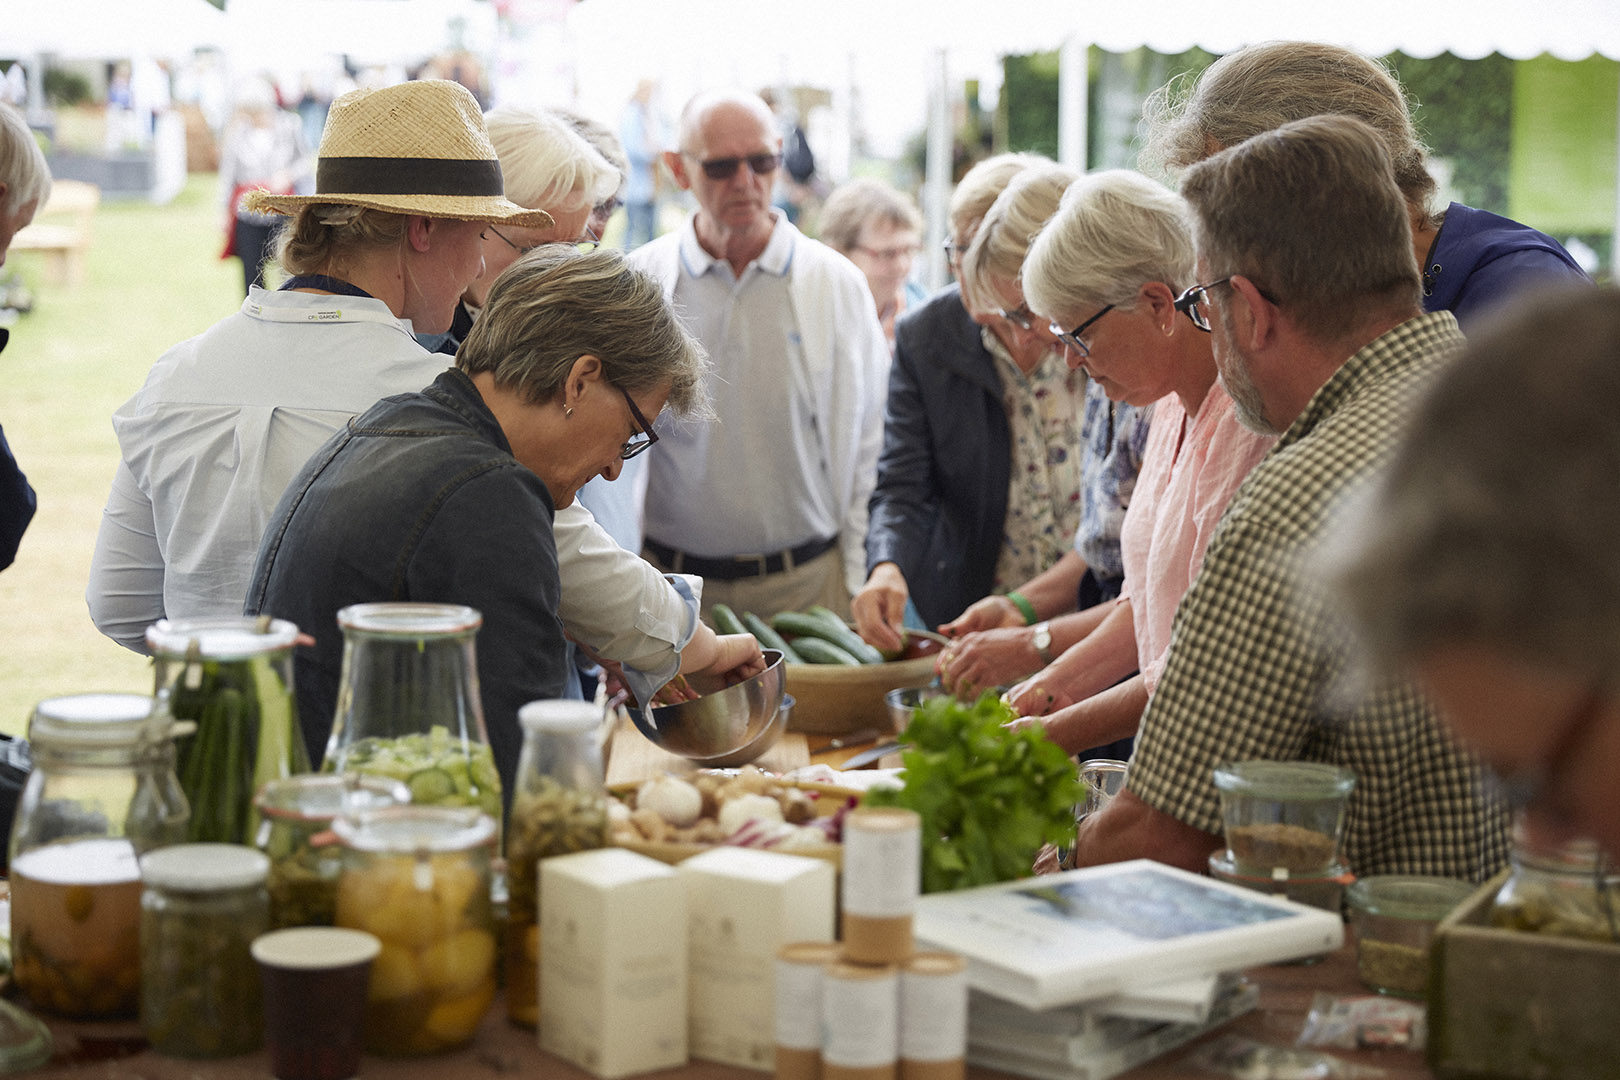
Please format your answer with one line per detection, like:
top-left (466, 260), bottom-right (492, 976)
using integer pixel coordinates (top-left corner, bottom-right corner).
top-left (1006, 591), bottom-right (1037, 626)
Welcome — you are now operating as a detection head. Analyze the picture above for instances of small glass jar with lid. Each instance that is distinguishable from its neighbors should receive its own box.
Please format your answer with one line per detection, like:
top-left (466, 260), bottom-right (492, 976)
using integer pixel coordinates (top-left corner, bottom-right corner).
top-left (8, 693), bottom-right (189, 1019)
top-left (505, 700), bottom-right (608, 1027)
top-left (1489, 825), bottom-right (1620, 943)
top-left (139, 843), bottom-right (271, 1057)
top-left (1347, 874), bottom-right (1474, 997)
top-left (1213, 760), bottom-right (1356, 877)
top-left (333, 805), bottom-right (498, 1054)
top-left (254, 773), bottom-right (411, 929)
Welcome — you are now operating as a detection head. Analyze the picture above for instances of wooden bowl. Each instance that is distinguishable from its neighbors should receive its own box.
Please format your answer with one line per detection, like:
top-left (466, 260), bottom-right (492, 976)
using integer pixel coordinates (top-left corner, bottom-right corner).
top-left (782, 631), bottom-right (945, 735)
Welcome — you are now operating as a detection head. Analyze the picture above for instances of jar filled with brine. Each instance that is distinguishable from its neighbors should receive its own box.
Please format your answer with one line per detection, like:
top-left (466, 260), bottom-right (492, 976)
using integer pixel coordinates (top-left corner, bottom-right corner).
top-left (8, 693), bottom-right (189, 1018)
top-left (333, 805), bottom-right (498, 1055)
top-left (254, 773), bottom-right (411, 929)
top-left (506, 700), bottom-right (607, 1027)
top-left (322, 604), bottom-right (501, 822)
top-left (140, 843), bottom-right (270, 1057)
top-left (148, 615), bottom-right (309, 845)
top-left (1490, 824), bottom-right (1620, 943)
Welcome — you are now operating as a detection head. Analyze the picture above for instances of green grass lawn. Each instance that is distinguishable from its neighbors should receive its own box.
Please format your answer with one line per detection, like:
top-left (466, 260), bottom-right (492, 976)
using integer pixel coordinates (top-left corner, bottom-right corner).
top-left (1, 174), bottom-right (242, 735)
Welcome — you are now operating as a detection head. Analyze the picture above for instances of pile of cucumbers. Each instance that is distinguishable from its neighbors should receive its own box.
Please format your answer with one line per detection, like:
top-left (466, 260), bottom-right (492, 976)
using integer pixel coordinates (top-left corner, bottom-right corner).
top-left (711, 603), bottom-right (886, 666)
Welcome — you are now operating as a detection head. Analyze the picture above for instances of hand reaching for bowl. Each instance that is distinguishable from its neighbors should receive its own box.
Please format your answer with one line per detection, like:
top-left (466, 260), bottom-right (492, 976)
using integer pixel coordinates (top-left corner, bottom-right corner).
top-left (852, 562), bottom-right (910, 653)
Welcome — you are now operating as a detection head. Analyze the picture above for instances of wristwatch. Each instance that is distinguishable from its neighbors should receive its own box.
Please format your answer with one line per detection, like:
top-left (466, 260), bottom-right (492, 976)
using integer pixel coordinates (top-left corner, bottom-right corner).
top-left (1032, 621), bottom-right (1054, 665)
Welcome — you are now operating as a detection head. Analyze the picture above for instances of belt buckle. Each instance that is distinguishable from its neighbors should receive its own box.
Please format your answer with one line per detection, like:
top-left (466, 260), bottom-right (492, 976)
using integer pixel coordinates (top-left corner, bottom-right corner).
top-left (738, 552), bottom-right (771, 578)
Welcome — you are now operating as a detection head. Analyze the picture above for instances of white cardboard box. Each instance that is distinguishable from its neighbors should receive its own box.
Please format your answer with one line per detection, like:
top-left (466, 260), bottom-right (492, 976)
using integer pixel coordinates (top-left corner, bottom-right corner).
top-left (679, 846), bottom-right (837, 1070)
top-left (539, 848), bottom-right (689, 1079)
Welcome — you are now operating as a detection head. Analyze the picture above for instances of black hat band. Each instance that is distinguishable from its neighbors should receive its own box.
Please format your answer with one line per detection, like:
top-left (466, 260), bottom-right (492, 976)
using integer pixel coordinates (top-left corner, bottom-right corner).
top-left (316, 156), bottom-right (505, 198)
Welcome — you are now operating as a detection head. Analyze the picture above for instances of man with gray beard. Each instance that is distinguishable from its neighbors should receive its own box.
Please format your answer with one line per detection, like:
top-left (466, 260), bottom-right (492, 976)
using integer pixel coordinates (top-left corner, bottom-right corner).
top-left (1070, 114), bottom-right (1508, 882)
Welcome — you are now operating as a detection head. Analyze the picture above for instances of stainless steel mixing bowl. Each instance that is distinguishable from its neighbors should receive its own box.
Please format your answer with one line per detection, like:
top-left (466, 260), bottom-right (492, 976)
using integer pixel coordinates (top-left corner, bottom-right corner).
top-left (626, 649), bottom-right (787, 767)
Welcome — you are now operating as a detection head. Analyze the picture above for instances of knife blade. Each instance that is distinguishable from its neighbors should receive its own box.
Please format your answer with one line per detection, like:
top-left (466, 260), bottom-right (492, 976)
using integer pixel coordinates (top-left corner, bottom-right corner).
top-left (839, 739), bottom-right (908, 770)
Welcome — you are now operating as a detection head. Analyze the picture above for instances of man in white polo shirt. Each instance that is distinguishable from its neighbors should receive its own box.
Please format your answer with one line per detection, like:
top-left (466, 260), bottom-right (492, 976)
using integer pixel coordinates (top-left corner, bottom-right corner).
top-left (629, 90), bottom-right (889, 620)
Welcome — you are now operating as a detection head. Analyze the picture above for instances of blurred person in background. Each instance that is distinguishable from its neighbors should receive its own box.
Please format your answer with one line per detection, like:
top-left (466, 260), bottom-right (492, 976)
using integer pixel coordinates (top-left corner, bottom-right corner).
top-left (618, 79), bottom-right (668, 248)
top-left (217, 77), bottom-right (311, 294)
top-left (632, 89), bottom-right (889, 621)
top-left (1002, 170), bottom-right (1274, 758)
top-left (818, 177), bottom-right (927, 346)
top-left (1141, 39), bottom-right (1589, 335)
top-left (1330, 286), bottom-right (1620, 858)
top-left (550, 106), bottom-right (628, 243)
top-left (0, 103), bottom-right (48, 571)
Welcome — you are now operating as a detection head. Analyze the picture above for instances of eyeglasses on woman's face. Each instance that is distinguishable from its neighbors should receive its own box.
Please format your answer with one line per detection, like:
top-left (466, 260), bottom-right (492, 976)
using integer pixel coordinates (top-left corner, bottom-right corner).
top-left (1049, 304), bottom-right (1115, 358)
top-left (616, 385), bottom-right (659, 460)
top-left (487, 226), bottom-right (599, 258)
top-left (998, 304), bottom-right (1038, 332)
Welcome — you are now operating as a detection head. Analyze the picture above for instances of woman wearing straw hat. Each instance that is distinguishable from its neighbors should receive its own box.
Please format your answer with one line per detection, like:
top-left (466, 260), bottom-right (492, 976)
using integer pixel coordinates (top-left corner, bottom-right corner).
top-left (86, 80), bottom-right (549, 646)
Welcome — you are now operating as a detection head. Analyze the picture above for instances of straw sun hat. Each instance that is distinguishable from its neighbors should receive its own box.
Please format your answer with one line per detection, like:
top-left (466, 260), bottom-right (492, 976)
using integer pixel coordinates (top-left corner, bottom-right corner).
top-left (244, 79), bottom-right (553, 229)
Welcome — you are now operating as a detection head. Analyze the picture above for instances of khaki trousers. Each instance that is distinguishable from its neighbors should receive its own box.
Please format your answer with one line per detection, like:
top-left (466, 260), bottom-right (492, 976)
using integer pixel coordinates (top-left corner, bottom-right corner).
top-left (643, 544), bottom-right (850, 625)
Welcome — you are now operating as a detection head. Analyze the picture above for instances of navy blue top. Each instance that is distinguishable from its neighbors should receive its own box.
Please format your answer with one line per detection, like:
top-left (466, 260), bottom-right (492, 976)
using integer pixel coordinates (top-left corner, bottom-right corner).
top-left (0, 331), bottom-right (35, 572)
top-left (1422, 202), bottom-right (1590, 333)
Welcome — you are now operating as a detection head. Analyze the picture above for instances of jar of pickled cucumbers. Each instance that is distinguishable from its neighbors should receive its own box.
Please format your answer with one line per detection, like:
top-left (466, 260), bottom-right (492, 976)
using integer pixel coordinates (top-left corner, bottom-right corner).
top-left (333, 805), bottom-right (498, 1055)
top-left (8, 693), bottom-right (188, 1019)
top-left (505, 700), bottom-right (607, 1027)
top-left (139, 843), bottom-right (270, 1057)
top-left (254, 773), bottom-right (410, 929)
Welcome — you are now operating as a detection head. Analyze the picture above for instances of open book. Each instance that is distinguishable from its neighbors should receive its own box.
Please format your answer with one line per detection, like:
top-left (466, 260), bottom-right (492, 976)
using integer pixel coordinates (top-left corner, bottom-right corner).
top-left (914, 859), bottom-right (1343, 1010)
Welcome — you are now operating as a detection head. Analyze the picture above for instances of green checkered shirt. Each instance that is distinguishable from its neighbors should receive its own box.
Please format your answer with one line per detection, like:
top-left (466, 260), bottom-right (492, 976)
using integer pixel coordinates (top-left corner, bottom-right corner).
top-left (1130, 311), bottom-right (1511, 881)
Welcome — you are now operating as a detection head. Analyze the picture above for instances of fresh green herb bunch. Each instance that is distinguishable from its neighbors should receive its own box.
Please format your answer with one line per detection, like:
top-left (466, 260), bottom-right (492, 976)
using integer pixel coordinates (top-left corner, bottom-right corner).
top-left (863, 691), bottom-right (1084, 893)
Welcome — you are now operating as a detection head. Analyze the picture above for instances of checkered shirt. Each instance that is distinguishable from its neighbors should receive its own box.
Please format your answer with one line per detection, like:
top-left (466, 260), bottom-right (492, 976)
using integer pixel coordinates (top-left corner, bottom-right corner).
top-left (1129, 312), bottom-right (1511, 881)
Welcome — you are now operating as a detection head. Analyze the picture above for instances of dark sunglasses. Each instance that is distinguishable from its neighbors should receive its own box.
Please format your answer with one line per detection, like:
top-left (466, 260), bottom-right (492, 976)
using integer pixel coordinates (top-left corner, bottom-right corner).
top-left (692, 152), bottom-right (782, 181)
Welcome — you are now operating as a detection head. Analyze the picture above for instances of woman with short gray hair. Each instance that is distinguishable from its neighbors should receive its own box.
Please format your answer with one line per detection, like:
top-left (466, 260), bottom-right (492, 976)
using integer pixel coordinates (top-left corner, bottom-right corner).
top-left (819, 177), bottom-right (924, 343)
top-left (1140, 39), bottom-right (1587, 333)
top-left (249, 247), bottom-right (758, 793)
top-left (983, 170), bottom-right (1274, 758)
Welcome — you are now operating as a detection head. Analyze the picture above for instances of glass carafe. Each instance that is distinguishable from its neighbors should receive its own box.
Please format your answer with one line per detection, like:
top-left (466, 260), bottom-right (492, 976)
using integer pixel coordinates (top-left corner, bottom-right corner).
top-left (8, 693), bottom-right (189, 1018)
top-left (147, 615), bottom-right (308, 844)
top-left (322, 604), bottom-right (501, 822)
top-left (505, 700), bottom-right (607, 1027)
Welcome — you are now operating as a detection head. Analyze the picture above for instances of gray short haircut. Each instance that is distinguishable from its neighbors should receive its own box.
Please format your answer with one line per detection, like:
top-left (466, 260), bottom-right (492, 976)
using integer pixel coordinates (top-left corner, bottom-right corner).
top-left (1140, 40), bottom-right (1437, 221)
top-left (548, 106), bottom-right (628, 202)
top-left (1023, 170), bottom-right (1195, 321)
top-left (1327, 286), bottom-right (1620, 685)
top-left (457, 246), bottom-right (711, 420)
top-left (818, 178), bottom-right (922, 254)
top-left (1180, 114), bottom-right (1420, 345)
top-left (958, 162), bottom-right (1080, 317)
top-left (947, 151), bottom-right (1047, 248)
top-left (0, 103), bottom-right (51, 218)
top-left (486, 106), bottom-right (620, 218)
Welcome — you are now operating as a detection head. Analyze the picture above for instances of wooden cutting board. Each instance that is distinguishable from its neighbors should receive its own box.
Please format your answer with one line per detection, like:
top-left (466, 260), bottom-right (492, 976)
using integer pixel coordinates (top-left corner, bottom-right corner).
top-left (605, 712), bottom-right (810, 788)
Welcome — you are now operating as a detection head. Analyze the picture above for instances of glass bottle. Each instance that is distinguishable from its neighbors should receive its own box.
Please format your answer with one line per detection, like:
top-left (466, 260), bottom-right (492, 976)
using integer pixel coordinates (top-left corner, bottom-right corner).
top-left (147, 615), bottom-right (308, 844)
top-left (8, 693), bottom-right (188, 1018)
top-left (139, 843), bottom-right (271, 1057)
top-left (505, 700), bottom-right (607, 1027)
top-left (1490, 825), bottom-right (1620, 943)
top-left (254, 773), bottom-right (411, 929)
top-left (333, 805), bottom-right (498, 1055)
top-left (322, 604), bottom-right (501, 822)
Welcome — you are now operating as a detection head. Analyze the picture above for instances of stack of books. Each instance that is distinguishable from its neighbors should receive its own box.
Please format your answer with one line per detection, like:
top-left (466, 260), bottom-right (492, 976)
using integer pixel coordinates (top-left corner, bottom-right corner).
top-left (912, 859), bottom-right (1345, 1080)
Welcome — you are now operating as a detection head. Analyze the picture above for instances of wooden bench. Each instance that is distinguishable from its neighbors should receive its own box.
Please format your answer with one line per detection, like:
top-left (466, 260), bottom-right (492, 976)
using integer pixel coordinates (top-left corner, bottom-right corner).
top-left (10, 179), bottom-right (100, 286)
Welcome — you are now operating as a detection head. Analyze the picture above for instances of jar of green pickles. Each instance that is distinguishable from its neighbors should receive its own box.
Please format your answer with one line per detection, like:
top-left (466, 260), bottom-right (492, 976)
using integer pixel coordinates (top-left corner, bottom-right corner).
top-left (254, 774), bottom-right (411, 929)
top-left (139, 843), bottom-right (270, 1057)
top-left (1490, 827), bottom-right (1620, 943)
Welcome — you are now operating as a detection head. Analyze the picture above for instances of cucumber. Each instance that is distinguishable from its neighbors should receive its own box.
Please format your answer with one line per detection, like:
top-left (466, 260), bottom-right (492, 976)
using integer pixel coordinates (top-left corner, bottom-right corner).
top-left (710, 603), bottom-right (747, 637)
top-left (740, 611), bottom-right (801, 663)
top-left (805, 605), bottom-right (886, 664)
top-left (791, 637), bottom-right (862, 665)
top-left (407, 767), bottom-right (457, 804)
top-left (771, 610), bottom-right (837, 642)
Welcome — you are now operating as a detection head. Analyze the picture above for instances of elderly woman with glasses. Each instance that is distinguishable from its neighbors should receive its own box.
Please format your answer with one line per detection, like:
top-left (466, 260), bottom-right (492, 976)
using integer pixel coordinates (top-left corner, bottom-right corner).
top-left (970, 170), bottom-right (1276, 758)
top-left (248, 247), bottom-right (764, 795)
top-left (818, 177), bottom-right (927, 345)
top-left (853, 157), bottom-right (1096, 654)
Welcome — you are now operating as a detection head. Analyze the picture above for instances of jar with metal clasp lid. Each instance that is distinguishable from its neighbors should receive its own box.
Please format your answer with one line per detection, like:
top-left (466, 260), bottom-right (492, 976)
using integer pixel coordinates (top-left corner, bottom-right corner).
top-left (1490, 822), bottom-right (1620, 943)
top-left (8, 693), bottom-right (189, 1018)
top-left (333, 805), bottom-right (498, 1054)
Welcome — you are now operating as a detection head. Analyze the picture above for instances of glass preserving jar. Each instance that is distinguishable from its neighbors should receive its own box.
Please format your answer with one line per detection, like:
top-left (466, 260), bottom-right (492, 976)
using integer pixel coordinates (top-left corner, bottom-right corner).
top-left (8, 693), bottom-right (188, 1019)
top-left (140, 843), bottom-right (271, 1057)
top-left (1489, 827), bottom-right (1620, 943)
top-left (322, 604), bottom-right (501, 822)
top-left (505, 700), bottom-right (607, 1027)
top-left (148, 615), bottom-right (309, 844)
top-left (333, 805), bottom-right (498, 1055)
top-left (254, 773), bottom-right (411, 929)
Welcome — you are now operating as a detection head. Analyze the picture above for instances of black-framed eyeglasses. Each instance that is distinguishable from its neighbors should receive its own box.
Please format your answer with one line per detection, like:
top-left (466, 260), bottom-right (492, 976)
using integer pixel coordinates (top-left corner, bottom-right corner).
top-left (1050, 304), bottom-right (1115, 359)
top-left (998, 304), bottom-right (1037, 331)
top-left (616, 385), bottom-right (659, 460)
top-left (1173, 276), bottom-right (1280, 332)
top-left (489, 227), bottom-right (598, 257)
top-left (689, 152), bottom-right (782, 181)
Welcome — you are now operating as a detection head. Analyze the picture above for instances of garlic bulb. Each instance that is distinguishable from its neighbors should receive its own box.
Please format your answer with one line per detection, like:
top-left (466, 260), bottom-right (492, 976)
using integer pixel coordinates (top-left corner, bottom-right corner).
top-left (637, 774), bottom-right (704, 827)
top-left (717, 792), bottom-right (785, 836)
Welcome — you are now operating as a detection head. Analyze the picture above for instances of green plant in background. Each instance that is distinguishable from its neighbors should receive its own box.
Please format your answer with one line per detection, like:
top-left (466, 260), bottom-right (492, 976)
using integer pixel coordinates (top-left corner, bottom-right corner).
top-left (1389, 51), bottom-right (1514, 213)
top-left (864, 692), bottom-right (1083, 893)
top-left (41, 67), bottom-right (91, 108)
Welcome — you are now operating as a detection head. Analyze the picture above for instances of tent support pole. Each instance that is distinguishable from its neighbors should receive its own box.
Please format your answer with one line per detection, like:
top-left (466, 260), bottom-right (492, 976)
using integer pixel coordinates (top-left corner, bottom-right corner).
top-left (1058, 35), bottom-right (1088, 172)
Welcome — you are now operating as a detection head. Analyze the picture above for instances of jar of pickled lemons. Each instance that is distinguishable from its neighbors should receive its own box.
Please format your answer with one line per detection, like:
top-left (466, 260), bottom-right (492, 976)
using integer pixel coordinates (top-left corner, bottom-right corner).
top-left (332, 805), bottom-right (498, 1054)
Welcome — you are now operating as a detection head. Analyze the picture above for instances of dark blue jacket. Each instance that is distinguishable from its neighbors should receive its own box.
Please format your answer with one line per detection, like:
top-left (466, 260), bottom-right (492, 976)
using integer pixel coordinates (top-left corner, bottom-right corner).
top-left (245, 368), bottom-right (568, 800)
top-left (1423, 202), bottom-right (1590, 334)
top-left (865, 285), bottom-right (1010, 629)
